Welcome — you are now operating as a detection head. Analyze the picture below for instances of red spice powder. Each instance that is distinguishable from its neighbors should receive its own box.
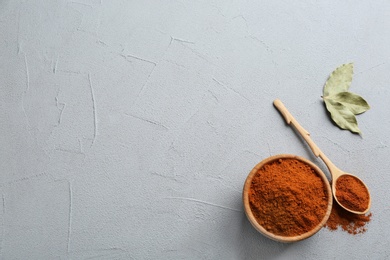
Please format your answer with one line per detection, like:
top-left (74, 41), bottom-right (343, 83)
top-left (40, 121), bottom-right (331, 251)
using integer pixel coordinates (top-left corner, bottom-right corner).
top-left (325, 200), bottom-right (372, 235)
top-left (335, 175), bottom-right (369, 212)
top-left (249, 158), bottom-right (329, 237)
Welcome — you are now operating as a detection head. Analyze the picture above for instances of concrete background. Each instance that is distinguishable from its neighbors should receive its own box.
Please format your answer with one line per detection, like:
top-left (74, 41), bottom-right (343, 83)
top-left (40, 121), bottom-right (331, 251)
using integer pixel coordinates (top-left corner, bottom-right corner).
top-left (1, 0), bottom-right (389, 259)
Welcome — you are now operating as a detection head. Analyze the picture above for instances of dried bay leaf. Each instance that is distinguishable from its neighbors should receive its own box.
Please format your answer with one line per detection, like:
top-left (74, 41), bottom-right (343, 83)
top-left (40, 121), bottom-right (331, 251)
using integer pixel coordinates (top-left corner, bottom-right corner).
top-left (323, 63), bottom-right (353, 97)
top-left (323, 63), bottom-right (370, 134)
top-left (324, 92), bottom-right (370, 115)
top-left (324, 98), bottom-right (361, 134)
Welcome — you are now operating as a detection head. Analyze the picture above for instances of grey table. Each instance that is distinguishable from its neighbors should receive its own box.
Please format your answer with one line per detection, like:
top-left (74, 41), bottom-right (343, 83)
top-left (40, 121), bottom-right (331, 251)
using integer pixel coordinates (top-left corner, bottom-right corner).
top-left (1, 1), bottom-right (389, 259)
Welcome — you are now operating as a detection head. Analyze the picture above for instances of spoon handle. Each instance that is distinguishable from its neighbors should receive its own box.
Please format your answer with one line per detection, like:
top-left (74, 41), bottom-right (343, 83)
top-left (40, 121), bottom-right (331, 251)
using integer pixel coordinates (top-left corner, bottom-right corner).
top-left (273, 99), bottom-right (340, 176)
top-left (273, 99), bottom-right (322, 156)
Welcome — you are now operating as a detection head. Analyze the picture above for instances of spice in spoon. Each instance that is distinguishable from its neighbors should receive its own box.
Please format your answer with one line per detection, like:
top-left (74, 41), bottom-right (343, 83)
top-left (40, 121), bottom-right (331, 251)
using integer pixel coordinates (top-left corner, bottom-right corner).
top-left (335, 175), bottom-right (370, 212)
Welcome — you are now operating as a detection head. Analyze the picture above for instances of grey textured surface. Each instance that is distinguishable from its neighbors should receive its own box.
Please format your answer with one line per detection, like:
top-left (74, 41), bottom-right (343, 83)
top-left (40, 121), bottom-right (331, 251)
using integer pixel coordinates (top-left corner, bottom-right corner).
top-left (1, 0), bottom-right (389, 259)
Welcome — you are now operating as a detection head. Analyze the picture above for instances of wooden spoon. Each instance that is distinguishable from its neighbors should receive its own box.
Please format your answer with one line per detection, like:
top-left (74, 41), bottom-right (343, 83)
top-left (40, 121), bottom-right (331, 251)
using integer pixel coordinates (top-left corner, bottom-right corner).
top-left (273, 99), bottom-right (371, 215)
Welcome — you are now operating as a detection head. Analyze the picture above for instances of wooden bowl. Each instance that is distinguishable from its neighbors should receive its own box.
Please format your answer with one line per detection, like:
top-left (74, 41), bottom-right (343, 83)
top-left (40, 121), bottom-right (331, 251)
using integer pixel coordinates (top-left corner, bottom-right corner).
top-left (243, 154), bottom-right (333, 243)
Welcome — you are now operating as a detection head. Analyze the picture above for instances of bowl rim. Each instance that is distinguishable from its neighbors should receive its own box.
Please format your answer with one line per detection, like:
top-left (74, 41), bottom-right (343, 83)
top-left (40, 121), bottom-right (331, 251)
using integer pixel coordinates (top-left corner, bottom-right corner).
top-left (242, 154), bottom-right (333, 243)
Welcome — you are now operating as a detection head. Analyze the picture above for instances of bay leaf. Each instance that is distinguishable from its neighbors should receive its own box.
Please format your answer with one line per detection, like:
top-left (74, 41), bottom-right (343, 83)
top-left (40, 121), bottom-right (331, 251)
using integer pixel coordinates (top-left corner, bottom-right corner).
top-left (324, 98), bottom-right (361, 134)
top-left (324, 92), bottom-right (370, 115)
top-left (323, 63), bottom-right (353, 97)
top-left (322, 63), bottom-right (370, 134)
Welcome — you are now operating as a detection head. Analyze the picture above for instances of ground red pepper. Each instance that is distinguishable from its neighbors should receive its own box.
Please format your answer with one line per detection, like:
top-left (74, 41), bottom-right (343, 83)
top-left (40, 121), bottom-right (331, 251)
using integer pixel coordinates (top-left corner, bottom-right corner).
top-left (248, 158), bottom-right (329, 237)
top-left (325, 200), bottom-right (372, 234)
top-left (335, 175), bottom-right (369, 212)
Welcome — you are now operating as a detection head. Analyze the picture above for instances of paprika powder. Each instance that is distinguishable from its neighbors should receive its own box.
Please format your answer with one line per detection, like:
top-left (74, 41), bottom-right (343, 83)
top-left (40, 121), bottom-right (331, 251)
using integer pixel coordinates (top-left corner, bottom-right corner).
top-left (248, 158), bottom-right (330, 237)
top-left (335, 175), bottom-right (370, 212)
top-left (325, 201), bottom-right (372, 234)
top-left (325, 175), bottom-right (372, 234)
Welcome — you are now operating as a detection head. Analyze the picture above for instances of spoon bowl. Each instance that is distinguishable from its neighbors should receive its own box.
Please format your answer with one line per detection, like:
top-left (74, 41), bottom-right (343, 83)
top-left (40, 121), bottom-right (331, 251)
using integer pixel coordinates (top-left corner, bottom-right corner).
top-left (273, 99), bottom-right (371, 214)
top-left (332, 172), bottom-right (371, 215)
